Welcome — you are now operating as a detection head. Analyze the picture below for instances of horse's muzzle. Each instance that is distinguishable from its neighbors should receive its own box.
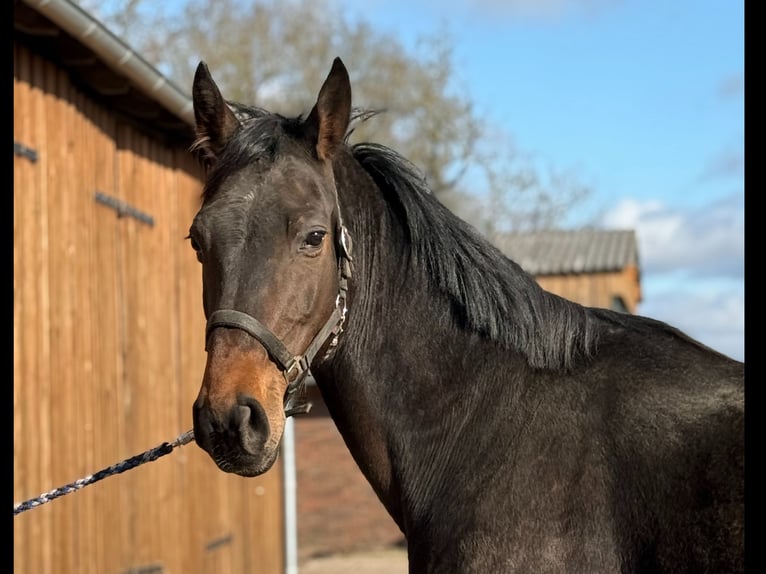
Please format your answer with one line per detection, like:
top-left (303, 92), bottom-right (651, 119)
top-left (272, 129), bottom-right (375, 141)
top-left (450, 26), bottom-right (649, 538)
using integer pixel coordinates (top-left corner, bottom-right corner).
top-left (192, 394), bottom-right (279, 477)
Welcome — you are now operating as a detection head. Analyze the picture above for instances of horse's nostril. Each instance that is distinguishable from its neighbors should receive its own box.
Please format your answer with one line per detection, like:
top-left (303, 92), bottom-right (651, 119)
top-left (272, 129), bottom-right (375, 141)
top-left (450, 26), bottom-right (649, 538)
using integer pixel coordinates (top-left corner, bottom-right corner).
top-left (231, 397), bottom-right (270, 455)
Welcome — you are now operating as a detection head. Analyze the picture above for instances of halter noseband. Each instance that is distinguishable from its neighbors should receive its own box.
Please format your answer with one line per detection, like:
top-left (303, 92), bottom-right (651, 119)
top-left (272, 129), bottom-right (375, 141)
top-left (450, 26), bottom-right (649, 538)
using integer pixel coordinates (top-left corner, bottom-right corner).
top-left (204, 214), bottom-right (353, 418)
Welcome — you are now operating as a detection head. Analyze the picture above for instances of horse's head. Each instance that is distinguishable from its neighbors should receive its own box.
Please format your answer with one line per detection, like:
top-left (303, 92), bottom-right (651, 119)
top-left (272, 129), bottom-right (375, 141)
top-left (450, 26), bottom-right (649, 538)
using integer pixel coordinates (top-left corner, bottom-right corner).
top-left (189, 58), bottom-right (353, 476)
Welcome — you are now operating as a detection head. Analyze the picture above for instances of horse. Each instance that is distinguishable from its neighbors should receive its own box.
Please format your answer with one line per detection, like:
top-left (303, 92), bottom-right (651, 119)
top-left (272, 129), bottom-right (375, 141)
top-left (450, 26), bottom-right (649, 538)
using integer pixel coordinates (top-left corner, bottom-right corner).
top-left (188, 57), bottom-right (744, 573)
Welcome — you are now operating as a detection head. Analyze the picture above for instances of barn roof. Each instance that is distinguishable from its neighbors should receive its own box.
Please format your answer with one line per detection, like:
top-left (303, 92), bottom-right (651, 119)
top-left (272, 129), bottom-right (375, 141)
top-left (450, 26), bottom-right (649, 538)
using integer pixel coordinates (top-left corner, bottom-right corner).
top-left (14, 0), bottom-right (195, 145)
top-left (495, 229), bottom-right (640, 276)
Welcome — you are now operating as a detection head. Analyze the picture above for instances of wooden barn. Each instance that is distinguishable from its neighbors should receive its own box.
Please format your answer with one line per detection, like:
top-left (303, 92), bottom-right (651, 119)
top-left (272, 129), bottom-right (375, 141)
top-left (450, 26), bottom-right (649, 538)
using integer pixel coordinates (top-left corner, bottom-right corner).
top-left (497, 229), bottom-right (642, 314)
top-left (13, 1), bottom-right (287, 572)
top-left (293, 228), bottom-right (642, 560)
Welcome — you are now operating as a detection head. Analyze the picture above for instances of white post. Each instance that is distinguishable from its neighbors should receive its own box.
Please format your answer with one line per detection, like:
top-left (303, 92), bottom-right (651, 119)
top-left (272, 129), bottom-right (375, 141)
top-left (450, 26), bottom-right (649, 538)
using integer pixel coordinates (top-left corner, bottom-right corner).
top-left (282, 416), bottom-right (299, 574)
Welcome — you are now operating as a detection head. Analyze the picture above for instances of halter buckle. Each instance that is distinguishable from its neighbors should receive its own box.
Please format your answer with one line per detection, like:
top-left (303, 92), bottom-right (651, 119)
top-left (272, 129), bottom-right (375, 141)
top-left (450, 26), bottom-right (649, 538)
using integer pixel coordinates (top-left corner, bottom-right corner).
top-left (339, 226), bottom-right (353, 261)
top-left (335, 293), bottom-right (348, 320)
top-left (285, 355), bottom-right (310, 383)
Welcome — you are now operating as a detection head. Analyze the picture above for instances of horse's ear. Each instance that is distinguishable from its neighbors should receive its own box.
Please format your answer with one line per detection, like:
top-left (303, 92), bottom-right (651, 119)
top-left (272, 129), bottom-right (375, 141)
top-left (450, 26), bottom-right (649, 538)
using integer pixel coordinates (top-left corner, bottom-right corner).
top-left (191, 61), bottom-right (240, 167)
top-left (305, 58), bottom-right (352, 160)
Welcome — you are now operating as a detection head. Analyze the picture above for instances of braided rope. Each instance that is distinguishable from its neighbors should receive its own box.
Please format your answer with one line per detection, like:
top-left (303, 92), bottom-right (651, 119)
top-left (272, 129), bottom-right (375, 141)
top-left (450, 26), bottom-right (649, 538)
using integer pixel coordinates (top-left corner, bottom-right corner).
top-left (13, 430), bottom-right (195, 516)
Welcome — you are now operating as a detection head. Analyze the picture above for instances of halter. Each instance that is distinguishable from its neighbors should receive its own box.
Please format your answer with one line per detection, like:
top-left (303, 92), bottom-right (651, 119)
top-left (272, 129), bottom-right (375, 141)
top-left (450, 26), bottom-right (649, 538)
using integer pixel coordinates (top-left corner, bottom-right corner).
top-left (204, 199), bottom-right (353, 418)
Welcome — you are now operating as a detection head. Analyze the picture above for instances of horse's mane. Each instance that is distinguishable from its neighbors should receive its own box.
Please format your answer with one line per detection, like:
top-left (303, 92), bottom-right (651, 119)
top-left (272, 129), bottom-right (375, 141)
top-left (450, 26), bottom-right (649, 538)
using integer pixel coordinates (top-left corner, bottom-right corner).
top-left (350, 142), bottom-right (600, 371)
top-left (201, 102), bottom-right (600, 370)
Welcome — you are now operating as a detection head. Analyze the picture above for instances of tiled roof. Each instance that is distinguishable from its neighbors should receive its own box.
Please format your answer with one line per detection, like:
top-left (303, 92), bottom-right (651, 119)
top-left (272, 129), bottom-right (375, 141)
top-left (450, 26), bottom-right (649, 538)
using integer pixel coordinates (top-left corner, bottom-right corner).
top-left (495, 229), bottom-right (639, 276)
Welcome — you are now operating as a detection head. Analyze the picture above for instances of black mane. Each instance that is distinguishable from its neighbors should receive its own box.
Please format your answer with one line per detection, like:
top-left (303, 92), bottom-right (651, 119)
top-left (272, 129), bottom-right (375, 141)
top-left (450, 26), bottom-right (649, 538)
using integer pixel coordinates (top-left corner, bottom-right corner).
top-left (200, 102), bottom-right (600, 370)
top-left (350, 142), bottom-right (600, 371)
top-left (195, 104), bottom-right (301, 201)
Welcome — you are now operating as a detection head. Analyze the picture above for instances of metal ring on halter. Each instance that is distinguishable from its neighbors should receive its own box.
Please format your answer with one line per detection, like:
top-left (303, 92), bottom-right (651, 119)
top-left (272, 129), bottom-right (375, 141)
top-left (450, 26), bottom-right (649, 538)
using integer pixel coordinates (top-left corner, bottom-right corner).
top-left (340, 226), bottom-right (353, 260)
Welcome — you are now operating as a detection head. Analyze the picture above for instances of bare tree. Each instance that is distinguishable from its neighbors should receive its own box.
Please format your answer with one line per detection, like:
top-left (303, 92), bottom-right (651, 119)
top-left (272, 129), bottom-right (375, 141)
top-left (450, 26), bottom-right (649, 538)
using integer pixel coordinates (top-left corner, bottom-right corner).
top-left (76, 0), bottom-right (595, 234)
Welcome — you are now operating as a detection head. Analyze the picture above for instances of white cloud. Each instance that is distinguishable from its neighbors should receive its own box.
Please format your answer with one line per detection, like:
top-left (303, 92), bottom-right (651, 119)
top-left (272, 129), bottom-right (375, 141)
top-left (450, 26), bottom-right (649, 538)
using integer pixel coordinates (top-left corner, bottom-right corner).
top-left (698, 146), bottom-right (744, 183)
top-left (602, 195), bottom-right (744, 362)
top-left (468, 0), bottom-right (619, 19)
top-left (637, 278), bottom-right (744, 362)
top-left (602, 194), bottom-right (743, 278)
top-left (379, 0), bottom-right (622, 22)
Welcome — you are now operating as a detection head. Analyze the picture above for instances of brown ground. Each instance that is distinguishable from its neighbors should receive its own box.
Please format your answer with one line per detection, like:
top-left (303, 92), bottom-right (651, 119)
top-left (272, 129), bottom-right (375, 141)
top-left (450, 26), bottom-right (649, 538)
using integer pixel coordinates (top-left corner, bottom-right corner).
top-left (300, 547), bottom-right (409, 574)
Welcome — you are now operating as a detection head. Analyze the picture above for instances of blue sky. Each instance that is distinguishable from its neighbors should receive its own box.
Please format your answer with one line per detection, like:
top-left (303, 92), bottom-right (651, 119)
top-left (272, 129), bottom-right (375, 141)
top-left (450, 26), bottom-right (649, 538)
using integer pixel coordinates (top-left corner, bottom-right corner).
top-left (339, 0), bottom-right (744, 361)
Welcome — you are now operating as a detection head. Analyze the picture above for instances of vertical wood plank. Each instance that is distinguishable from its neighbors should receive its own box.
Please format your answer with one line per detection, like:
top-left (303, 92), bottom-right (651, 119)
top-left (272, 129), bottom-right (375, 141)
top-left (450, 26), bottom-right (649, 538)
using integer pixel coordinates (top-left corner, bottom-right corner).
top-left (79, 93), bottom-right (114, 574)
top-left (114, 122), bottom-right (136, 571)
top-left (17, 47), bottom-right (55, 574)
top-left (13, 41), bottom-right (52, 574)
top-left (46, 62), bottom-right (78, 574)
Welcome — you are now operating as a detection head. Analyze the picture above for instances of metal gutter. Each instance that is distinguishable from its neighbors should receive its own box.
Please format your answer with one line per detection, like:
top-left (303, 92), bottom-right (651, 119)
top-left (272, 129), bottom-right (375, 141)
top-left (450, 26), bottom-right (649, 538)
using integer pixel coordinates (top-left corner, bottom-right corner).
top-left (22, 0), bottom-right (194, 127)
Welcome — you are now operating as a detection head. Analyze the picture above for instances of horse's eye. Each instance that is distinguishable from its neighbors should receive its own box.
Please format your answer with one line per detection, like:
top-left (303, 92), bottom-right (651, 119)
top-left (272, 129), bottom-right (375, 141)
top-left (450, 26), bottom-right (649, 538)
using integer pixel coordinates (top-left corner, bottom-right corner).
top-left (305, 230), bottom-right (326, 248)
top-left (186, 234), bottom-right (203, 262)
top-left (186, 235), bottom-right (200, 252)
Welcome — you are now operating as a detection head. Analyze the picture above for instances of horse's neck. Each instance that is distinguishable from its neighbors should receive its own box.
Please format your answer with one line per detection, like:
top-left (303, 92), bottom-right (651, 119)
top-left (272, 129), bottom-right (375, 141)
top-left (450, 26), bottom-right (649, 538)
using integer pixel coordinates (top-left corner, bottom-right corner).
top-left (317, 153), bottom-right (513, 526)
top-left (313, 294), bottom-right (529, 534)
top-left (313, 197), bottom-right (524, 532)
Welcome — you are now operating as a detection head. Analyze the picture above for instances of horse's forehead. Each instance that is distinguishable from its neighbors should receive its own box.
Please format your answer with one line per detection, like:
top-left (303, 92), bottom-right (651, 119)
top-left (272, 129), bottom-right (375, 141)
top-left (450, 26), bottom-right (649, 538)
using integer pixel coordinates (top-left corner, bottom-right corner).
top-left (198, 154), bottom-right (335, 230)
top-left (219, 151), bottom-right (330, 196)
top-left (268, 154), bottom-right (325, 186)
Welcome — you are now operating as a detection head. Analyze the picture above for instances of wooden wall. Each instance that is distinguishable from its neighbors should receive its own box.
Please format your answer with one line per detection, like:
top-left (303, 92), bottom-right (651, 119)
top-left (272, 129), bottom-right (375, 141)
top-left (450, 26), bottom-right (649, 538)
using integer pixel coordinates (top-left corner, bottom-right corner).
top-left (14, 42), bottom-right (285, 574)
top-left (535, 265), bottom-right (642, 314)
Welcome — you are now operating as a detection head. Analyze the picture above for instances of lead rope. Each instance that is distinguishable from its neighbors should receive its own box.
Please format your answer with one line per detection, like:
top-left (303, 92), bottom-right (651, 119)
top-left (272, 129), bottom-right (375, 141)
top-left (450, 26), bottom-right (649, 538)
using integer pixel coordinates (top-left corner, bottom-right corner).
top-left (13, 429), bottom-right (195, 516)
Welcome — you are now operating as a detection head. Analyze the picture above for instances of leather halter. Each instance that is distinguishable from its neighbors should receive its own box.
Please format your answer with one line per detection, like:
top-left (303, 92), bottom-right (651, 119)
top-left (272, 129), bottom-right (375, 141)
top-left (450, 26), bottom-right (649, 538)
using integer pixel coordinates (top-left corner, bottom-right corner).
top-left (204, 204), bottom-right (353, 418)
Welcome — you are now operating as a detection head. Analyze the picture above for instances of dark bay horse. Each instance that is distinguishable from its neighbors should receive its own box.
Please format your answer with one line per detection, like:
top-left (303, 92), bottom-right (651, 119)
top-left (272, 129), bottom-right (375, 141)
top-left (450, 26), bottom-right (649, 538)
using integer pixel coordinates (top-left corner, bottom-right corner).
top-left (189, 58), bottom-right (744, 573)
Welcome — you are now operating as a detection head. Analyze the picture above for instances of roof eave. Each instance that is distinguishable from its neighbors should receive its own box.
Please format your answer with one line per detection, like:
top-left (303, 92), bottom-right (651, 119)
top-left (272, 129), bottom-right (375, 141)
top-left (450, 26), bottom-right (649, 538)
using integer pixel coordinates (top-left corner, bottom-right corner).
top-left (22, 0), bottom-right (194, 128)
